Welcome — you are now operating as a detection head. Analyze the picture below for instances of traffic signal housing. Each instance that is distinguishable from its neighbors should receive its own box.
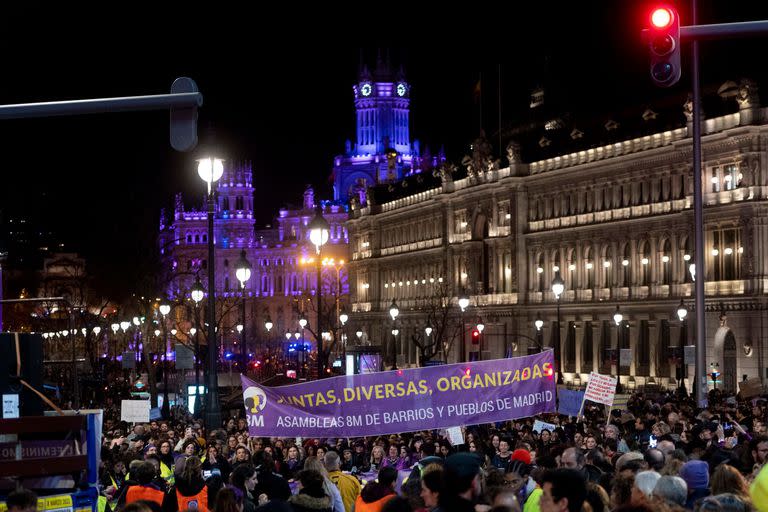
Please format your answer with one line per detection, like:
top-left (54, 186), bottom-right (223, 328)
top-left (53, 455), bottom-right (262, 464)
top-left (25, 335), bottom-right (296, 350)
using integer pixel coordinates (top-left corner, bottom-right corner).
top-left (647, 6), bottom-right (681, 87)
top-left (471, 329), bottom-right (480, 344)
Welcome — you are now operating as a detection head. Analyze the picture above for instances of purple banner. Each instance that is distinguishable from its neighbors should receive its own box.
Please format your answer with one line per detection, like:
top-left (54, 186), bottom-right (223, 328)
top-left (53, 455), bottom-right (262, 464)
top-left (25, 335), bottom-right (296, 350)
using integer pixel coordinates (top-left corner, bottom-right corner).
top-left (241, 351), bottom-right (556, 437)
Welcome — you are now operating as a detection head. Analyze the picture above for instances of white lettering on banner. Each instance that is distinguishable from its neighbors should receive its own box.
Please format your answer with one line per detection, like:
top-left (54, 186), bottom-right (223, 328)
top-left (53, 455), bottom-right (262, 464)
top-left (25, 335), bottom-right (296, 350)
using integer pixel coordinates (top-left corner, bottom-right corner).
top-left (584, 372), bottom-right (617, 406)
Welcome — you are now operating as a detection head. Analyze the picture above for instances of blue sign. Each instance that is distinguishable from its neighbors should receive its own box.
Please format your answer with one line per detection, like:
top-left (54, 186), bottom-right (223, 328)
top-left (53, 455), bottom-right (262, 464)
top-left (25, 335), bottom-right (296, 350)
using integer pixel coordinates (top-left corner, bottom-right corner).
top-left (557, 388), bottom-right (585, 417)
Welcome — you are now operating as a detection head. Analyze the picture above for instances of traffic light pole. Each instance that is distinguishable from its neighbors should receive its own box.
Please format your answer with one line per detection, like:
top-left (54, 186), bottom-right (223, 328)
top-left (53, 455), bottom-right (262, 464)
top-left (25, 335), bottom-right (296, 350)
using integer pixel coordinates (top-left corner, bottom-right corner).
top-left (646, 3), bottom-right (768, 406)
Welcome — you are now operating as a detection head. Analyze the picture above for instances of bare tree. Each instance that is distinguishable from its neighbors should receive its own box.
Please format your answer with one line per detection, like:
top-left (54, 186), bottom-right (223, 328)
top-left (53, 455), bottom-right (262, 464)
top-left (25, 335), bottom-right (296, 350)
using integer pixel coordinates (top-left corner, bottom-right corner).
top-left (410, 280), bottom-right (462, 366)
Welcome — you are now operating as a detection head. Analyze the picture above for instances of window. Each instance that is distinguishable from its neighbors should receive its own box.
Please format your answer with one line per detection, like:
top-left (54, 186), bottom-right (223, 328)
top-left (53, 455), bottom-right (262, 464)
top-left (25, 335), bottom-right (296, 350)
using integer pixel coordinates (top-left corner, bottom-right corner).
top-left (223, 197), bottom-right (230, 210)
top-left (582, 321), bottom-right (593, 373)
top-left (186, 234), bottom-right (192, 243)
top-left (639, 241), bottom-right (650, 286)
top-left (658, 320), bottom-right (670, 376)
top-left (224, 259), bottom-right (229, 267)
top-left (202, 234), bottom-right (208, 243)
top-left (564, 322), bottom-right (576, 372)
top-left (683, 237), bottom-right (694, 283)
top-left (584, 247), bottom-right (594, 289)
top-left (637, 320), bottom-right (650, 376)
top-left (537, 253), bottom-right (545, 292)
top-left (710, 164), bottom-right (742, 192)
top-left (195, 234), bottom-right (200, 243)
top-left (712, 228), bottom-right (742, 281)
top-left (661, 239), bottom-right (671, 285)
top-left (202, 259), bottom-right (207, 269)
top-left (603, 246), bottom-right (613, 288)
top-left (224, 277), bottom-right (230, 292)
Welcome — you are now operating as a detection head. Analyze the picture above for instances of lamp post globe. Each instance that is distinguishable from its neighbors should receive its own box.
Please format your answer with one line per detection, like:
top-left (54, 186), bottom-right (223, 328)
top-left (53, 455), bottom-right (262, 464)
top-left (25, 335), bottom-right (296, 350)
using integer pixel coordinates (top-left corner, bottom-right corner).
top-left (551, 272), bottom-right (565, 299)
top-left (235, 250), bottom-right (252, 363)
top-left (339, 312), bottom-right (348, 326)
top-left (197, 157), bottom-right (224, 193)
top-left (425, 326), bottom-right (433, 337)
top-left (535, 315), bottom-right (544, 331)
top-left (190, 327), bottom-right (196, 336)
top-left (191, 278), bottom-right (205, 304)
top-left (120, 321), bottom-right (130, 332)
top-left (265, 316), bottom-right (273, 332)
top-left (93, 326), bottom-right (101, 336)
top-left (458, 295), bottom-right (469, 312)
top-left (389, 300), bottom-right (399, 321)
top-left (613, 305), bottom-right (623, 326)
top-left (154, 329), bottom-right (161, 337)
top-left (476, 321), bottom-right (485, 333)
top-left (111, 323), bottom-right (119, 334)
top-left (356, 330), bottom-right (363, 340)
top-left (236, 324), bottom-right (243, 333)
top-left (159, 303), bottom-right (171, 317)
top-left (299, 317), bottom-right (308, 329)
top-left (235, 250), bottom-right (252, 285)
top-left (308, 206), bottom-right (330, 254)
top-left (285, 331), bottom-right (292, 341)
top-left (676, 299), bottom-right (688, 321)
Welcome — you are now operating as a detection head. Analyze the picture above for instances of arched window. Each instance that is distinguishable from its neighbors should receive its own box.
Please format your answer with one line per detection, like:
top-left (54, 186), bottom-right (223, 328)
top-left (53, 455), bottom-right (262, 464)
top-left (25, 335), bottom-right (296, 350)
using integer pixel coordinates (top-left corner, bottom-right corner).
top-left (224, 259), bottom-right (229, 267)
top-left (683, 237), bottom-right (694, 283)
top-left (661, 239), bottom-right (672, 285)
top-left (582, 321), bottom-right (594, 373)
top-left (223, 197), bottom-right (230, 210)
top-left (195, 234), bottom-right (200, 243)
top-left (537, 253), bottom-right (545, 292)
top-left (621, 243), bottom-right (632, 287)
top-left (584, 247), bottom-right (594, 289)
top-left (603, 246), bottom-right (613, 288)
top-left (224, 277), bottom-right (230, 292)
top-left (202, 234), bottom-right (208, 243)
top-left (639, 241), bottom-right (650, 286)
top-left (186, 234), bottom-right (192, 243)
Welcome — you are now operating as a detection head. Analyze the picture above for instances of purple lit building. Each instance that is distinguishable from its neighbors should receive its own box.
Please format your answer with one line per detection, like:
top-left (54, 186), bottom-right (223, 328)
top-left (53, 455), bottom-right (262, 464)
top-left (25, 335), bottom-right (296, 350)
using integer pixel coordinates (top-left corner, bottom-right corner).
top-left (158, 161), bottom-right (349, 363)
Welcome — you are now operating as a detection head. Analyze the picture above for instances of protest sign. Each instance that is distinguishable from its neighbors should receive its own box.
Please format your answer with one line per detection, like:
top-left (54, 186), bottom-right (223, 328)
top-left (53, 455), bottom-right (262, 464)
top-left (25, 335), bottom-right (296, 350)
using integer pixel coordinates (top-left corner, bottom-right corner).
top-left (447, 426), bottom-right (465, 446)
top-left (242, 351), bottom-right (556, 437)
top-left (532, 419), bottom-right (557, 433)
top-left (739, 377), bottom-right (764, 398)
top-left (121, 399), bottom-right (150, 423)
top-left (584, 372), bottom-right (617, 406)
top-left (557, 388), bottom-right (584, 417)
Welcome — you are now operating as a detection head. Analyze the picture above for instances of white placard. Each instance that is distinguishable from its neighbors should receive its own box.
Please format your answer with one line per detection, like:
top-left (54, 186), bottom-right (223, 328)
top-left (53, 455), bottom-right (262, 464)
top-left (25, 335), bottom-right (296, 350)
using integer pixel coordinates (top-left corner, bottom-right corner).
top-left (2, 394), bottom-right (19, 419)
top-left (121, 399), bottom-right (150, 423)
top-left (446, 426), bottom-right (464, 446)
top-left (584, 372), bottom-right (617, 406)
top-left (684, 345), bottom-right (696, 365)
top-left (532, 419), bottom-right (557, 433)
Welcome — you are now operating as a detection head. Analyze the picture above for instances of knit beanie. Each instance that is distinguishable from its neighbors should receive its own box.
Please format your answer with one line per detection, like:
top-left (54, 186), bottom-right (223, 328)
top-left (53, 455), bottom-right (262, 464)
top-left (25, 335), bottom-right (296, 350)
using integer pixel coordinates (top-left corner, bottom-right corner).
top-left (679, 460), bottom-right (709, 490)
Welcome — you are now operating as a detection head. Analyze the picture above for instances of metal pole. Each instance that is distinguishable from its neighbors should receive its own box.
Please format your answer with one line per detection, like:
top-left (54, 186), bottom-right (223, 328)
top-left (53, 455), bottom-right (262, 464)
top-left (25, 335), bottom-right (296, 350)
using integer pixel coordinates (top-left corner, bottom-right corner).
top-left (555, 299), bottom-right (563, 384)
top-left (692, 0), bottom-right (707, 407)
top-left (71, 309), bottom-right (79, 409)
top-left (241, 287), bottom-right (247, 364)
top-left (162, 320), bottom-right (170, 419)
top-left (317, 256), bottom-right (323, 378)
top-left (679, 318), bottom-right (686, 391)
top-left (461, 311), bottom-right (466, 362)
top-left (194, 308), bottom-right (201, 417)
top-left (617, 322), bottom-right (623, 393)
top-left (205, 189), bottom-right (221, 430)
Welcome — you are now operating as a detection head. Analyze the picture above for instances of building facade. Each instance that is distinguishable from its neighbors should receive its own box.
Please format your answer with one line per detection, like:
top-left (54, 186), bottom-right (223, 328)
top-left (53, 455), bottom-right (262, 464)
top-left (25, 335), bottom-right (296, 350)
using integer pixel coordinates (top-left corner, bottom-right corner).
top-left (159, 162), bottom-right (349, 364)
top-left (347, 81), bottom-right (768, 393)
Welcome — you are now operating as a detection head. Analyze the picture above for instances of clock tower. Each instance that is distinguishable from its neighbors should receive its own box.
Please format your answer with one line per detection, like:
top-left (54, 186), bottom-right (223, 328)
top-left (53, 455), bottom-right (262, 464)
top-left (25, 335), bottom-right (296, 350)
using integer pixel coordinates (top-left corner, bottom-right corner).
top-left (333, 54), bottom-right (416, 203)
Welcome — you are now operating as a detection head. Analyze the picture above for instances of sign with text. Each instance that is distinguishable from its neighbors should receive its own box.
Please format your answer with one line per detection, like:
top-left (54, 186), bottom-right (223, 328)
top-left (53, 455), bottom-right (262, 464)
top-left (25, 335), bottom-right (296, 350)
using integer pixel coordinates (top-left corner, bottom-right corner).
top-left (121, 399), bottom-right (150, 423)
top-left (532, 419), bottom-right (557, 433)
top-left (2, 394), bottom-right (19, 419)
top-left (446, 426), bottom-right (465, 446)
top-left (684, 345), bottom-right (696, 365)
top-left (242, 351), bottom-right (556, 437)
top-left (584, 372), bottom-right (617, 406)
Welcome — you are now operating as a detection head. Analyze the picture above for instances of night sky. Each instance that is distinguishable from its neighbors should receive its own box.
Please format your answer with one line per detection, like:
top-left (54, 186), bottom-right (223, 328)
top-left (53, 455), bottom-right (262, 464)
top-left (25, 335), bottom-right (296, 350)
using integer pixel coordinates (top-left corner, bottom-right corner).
top-left (2, 3), bottom-right (767, 298)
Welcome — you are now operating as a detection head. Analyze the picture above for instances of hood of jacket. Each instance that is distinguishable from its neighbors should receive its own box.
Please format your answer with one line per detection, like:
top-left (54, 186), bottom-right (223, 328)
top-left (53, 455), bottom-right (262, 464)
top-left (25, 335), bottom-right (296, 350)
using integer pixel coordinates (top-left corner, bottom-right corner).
top-left (288, 493), bottom-right (332, 510)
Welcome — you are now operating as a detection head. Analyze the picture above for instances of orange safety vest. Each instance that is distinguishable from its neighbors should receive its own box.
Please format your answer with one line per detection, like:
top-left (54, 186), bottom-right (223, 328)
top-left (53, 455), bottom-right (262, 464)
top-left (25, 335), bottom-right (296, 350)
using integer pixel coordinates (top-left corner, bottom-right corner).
top-left (126, 485), bottom-right (165, 506)
top-left (353, 493), bottom-right (395, 512)
top-left (177, 486), bottom-right (209, 512)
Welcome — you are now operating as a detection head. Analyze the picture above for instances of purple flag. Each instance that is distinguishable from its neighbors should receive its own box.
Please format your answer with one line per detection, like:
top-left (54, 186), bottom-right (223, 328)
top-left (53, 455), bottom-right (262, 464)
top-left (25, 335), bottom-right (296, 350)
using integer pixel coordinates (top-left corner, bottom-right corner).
top-left (241, 351), bottom-right (556, 437)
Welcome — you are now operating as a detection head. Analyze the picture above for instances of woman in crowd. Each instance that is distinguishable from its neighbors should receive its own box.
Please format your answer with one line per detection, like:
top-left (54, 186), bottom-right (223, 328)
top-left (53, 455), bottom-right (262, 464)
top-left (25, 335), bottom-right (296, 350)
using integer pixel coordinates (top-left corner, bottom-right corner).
top-left (370, 445), bottom-right (386, 471)
top-left (164, 455), bottom-right (221, 512)
top-left (282, 445), bottom-right (304, 480)
top-left (419, 463), bottom-right (444, 512)
top-left (382, 444), bottom-right (407, 471)
top-left (302, 456), bottom-right (344, 512)
top-left (229, 464), bottom-right (258, 512)
top-left (157, 441), bottom-right (175, 484)
top-left (202, 444), bottom-right (232, 482)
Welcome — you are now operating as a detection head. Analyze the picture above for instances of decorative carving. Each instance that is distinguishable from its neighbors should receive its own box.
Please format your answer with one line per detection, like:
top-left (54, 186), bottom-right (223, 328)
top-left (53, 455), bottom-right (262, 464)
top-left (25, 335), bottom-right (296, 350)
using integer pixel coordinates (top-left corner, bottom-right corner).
top-left (506, 141), bottom-right (522, 164)
top-left (737, 78), bottom-right (759, 109)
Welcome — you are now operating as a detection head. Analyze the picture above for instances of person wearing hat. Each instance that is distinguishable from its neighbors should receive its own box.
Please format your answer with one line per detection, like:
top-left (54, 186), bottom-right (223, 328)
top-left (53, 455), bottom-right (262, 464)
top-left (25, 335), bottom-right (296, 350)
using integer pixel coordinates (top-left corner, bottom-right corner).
top-left (353, 466), bottom-right (398, 512)
top-left (437, 453), bottom-right (484, 512)
top-left (679, 459), bottom-right (710, 509)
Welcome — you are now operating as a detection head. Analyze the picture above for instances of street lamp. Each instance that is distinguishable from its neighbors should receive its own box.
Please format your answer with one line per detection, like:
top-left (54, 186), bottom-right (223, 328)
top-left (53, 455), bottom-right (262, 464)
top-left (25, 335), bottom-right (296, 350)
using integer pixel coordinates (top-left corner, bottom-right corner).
top-left (308, 206), bottom-right (330, 379)
top-left (676, 299), bottom-right (688, 392)
top-left (339, 311), bottom-right (348, 362)
top-left (614, 305), bottom-right (624, 392)
top-left (534, 313), bottom-right (544, 354)
top-left (389, 299), bottom-right (399, 368)
top-left (190, 275), bottom-right (205, 417)
top-left (476, 318), bottom-right (485, 360)
top-left (159, 300), bottom-right (172, 419)
top-left (710, 362), bottom-right (720, 391)
top-left (458, 292), bottom-right (469, 362)
top-left (110, 323), bottom-right (119, 360)
top-left (551, 272), bottom-right (565, 384)
top-left (356, 330), bottom-right (363, 343)
top-left (198, 155), bottom-right (224, 430)
top-left (235, 250), bottom-right (252, 365)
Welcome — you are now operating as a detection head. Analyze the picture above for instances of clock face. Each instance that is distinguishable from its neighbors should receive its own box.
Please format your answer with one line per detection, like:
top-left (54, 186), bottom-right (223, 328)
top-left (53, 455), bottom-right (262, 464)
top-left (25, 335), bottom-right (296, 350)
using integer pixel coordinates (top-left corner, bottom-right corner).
top-left (360, 83), bottom-right (372, 97)
top-left (396, 83), bottom-right (407, 97)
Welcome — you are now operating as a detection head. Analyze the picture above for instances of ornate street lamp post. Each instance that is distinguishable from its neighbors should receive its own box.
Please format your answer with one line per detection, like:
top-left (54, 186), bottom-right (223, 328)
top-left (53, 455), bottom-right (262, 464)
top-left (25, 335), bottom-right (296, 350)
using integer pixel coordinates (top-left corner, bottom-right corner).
top-left (551, 272), bottom-right (565, 384)
top-left (308, 206), bottom-right (330, 378)
top-left (235, 250), bottom-right (252, 366)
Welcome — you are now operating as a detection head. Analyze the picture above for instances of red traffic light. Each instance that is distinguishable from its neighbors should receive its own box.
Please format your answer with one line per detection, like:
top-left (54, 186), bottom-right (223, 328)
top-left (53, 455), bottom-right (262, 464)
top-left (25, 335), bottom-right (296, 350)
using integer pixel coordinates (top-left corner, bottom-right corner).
top-left (650, 7), bottom-right (674, 29)
top-left (471, 329), bottom-right (480, 338)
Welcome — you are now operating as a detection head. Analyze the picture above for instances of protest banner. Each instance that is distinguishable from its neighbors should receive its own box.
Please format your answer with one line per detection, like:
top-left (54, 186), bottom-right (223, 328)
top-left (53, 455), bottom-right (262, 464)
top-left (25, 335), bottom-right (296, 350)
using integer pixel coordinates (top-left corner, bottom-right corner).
top-left (532, 419), bottom-right (557, 433)
top-left (610, 394), bottom-right (630, 412)
top-left (584, 372), bottom-right (617, 406)
top-left (121, 399), bottom-right (150, 423)
top-left (557, 388), bottom-right (585, 417)
top-left (242, 351), bottom-right (556, 437)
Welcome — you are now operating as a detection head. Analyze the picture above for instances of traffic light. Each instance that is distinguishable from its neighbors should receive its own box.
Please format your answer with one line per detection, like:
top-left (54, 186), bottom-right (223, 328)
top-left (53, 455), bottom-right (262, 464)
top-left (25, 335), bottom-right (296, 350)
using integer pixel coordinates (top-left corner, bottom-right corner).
top-left (170, 77), bottom-right (200, 152)
top-left (647, 6), bottom-right (681, 87)
top-left (471, 329), bottom-right (480, 344)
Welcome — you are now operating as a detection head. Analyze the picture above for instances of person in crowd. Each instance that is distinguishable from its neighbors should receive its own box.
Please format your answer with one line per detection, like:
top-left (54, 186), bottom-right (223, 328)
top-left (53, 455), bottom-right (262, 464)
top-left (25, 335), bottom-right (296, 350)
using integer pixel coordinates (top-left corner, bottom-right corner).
top-left (5, 489), bottom-right (37, 512)
top-left (354, 466), bottom-right (399, 512)
top-left (230, 464), bottom-right (258, 512)
top-left (652, 475), bottom-right (687, 508)
top-left (282, 445), bottom-right (304, 480)
top-left (157, 441), bottom-right (175, 484)
top-left (352, 441), bottom-right (369, 473)
top-left (164, 455), bottom-right (222, 512)
top-left (254, 452), bottom-right (292, 502)
top-left (583, 482), bottom-right (610, 512)
top-left (710, 465), bottom-right (751, 507)
top-left (438, 452), bottom-right (484, 512)
top-left (325, 451), bottom-right (361, 512)
top-left (370, 445), bottom-right (386, 471)
top-left (679, 459), bottom-right (710, 510)
top-left (538, 469), bottom-right (586, 512)
top-left (213, 486), bottom-right (244, 512)
top-left (491, 437), bottom-right (513, 470)
top-left (382, 444), bottom-right (408, 471)
top-left (301, 456), bottom-right (344, 512)
top-left (419, 463), bottom-right (444, 512)
top-left (203, 444), bottom-right (233, 482)
top-left (288, 470), bottom-right (333, 512)
top-left (505, 460), bottom-right (533, 506)
top-left (630, 471), bottom-right (660, 506)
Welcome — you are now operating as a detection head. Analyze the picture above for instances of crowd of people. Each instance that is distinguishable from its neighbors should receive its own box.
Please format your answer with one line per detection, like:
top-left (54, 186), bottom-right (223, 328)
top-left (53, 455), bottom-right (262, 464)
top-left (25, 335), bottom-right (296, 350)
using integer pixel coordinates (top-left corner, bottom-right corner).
top-left (10, 388), bottom-right (768, 512)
